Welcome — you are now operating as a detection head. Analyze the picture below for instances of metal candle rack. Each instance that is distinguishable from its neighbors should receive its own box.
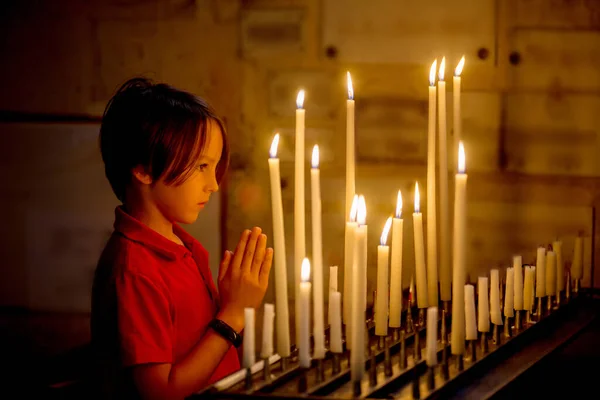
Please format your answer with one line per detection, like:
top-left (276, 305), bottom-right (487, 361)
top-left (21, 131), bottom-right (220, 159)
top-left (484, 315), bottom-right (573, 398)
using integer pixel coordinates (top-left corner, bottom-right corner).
top-left (196, 289), bottom-right (592, 400)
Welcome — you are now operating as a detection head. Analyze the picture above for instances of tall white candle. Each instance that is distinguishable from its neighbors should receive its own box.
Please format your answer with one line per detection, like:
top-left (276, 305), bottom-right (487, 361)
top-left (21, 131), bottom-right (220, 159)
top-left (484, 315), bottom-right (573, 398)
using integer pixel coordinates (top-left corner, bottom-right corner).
top-left (465, 284), bottom-right (477, 341)
top-left (267, 134), bottom-right (291, 358)
top-left (504, 267), bottom-right (514, 318)
top-left (523, 266), bottom-right (534, 311)
top-left (546, 250), bottom-right (556, 296)
top-left (346, 72), bottom-right (356, 225)
top-left (438, 57), bottom-right (451, 303)
top-left (299, 259), bottom-right (312, 368)
top-left (243, 308), bottom-right (255, 368)
top-left (513, 255), bottom-right (524, 311)
top-left (426, 306), bottom-right (438, 367)
top-left (261, 303), bottom-right (275, 359)
top-left (389, 190), bottom-right (404, 328)
top-left (426, 59), bottom-right (440, 307)
top-left (451, 142), bottom-right (467, 355)
top-left (376, 217), bottom-right (392, 336)
top-left (453, 57), bottom-right (465, 172)
top-left (536, 247), bottom-right (546, 297)
top-left (553, 240), bottom-right (564, 293)
top-left (294, 90), bottom-right (306, 346)
top-left (344, 195), bottom-right (359, 347)
top-left (572, 236), bottom-right (583, 280)
top-left (478, 277), bottom-right (490, 332)
top-left (310, 145), bottom-right (325, 359)
top-left (329, 266), bottom-right (338, 325)
top-left (351, 196), bottom-right (368, 382)
top-left (330, 291), bottom-right (343, 353)
top-left (413, 182), bottom-right (429, 308)
top-left (490, 269), bottom-right (503, 325)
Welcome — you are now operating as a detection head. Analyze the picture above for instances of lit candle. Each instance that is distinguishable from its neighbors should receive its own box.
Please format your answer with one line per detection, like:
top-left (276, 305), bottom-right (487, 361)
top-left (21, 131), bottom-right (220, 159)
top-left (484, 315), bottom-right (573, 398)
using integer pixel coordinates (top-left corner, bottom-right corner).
top-left (344, 195), bottom-right (359, 347)
top-left (523, 266), bottom-right (534, 312)
top-left (426, 306), bottom-right (438, 367)
top-left (351, 196), bottom-right (368, 383)
top-left (294, 90), bottom-right (306, 346)
top-left (389, 191), bottom-right (404, 328)
top-left (553, 240), bottom-right (564, 293)
top-left (478, 277), bottom-right (490, 333)
top-left (376, 217), bottom-right (392, 336)
top-left (536, 247), bottom-right (546, 298)
top-left (329, 291), bottom-right (343, 353)
top-left (346, 72), bottom-right (356, 226)
top-left (413, 182), bottom-right (429, 308)
top-left (426, 59), bottom-right (440, 307)
top-left (465, 284), bottom-right (477, 341)
top-left (513, 255), bottom-right (524, 311)
top-left (438, 57), bottom-right (451, 305)
top-left (490, 269), bottom-right (503, 326)
top-left (504, 267), bottom-right (514, 318)
top-left (243, 308), bottom-right (255, 368)
top-left (453, 56), bottom-right (465, 172)
top-left (310, 145), bottom-right (325, 359)
top-left (451, 141), bottom-right (467, 355)
top-left (267, 134), bottom-right (291, 358)
top-left (328, 266), bottom-right (338, 326)
top-left (299, 258), bottom-right (312, 368)
top-left (546, 250), bottom-right (556, 296)
top-left (261, 303), bottom-right (275, 359)
top-left (572, 236), bottom-right (583, 281)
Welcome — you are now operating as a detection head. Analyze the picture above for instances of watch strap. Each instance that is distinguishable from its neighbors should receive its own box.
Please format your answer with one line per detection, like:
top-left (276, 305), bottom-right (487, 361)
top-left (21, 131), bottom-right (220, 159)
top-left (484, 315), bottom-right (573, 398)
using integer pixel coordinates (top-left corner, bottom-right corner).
top-left (209, 318), bottom-right (243, 348)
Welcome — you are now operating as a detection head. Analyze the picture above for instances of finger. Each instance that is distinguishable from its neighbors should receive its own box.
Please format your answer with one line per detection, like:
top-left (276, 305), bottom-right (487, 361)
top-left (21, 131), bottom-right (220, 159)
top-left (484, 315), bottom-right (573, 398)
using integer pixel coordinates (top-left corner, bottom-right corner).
top-left (259, 248), bottom-right (274, 287)
top-left (218, 250), bottom-right (233, 282)
top-left (230, 230), bottom-right (251, 278)
top-left (251, 234), bottom-right (267, 275)
top-left (241, 227), bottom-right (262, 274)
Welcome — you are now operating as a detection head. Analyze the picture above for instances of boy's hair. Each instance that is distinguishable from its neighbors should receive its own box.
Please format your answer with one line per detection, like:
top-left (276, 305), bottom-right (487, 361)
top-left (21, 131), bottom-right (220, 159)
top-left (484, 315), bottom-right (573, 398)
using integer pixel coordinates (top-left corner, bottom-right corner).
top-left (100, 77), bottom-right (230, 202)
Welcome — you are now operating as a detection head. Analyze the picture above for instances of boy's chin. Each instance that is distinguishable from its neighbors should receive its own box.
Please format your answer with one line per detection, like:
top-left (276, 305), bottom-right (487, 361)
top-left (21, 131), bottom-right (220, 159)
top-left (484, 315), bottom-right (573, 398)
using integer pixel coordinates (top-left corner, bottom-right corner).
top-left (177, 211), bottom-right (201, 225)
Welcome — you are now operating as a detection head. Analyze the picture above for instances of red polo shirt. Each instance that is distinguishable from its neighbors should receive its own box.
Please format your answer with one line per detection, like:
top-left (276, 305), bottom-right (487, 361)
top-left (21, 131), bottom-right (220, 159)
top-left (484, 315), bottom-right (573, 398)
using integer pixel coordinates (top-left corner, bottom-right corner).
top-left (91, 206), bottom-right (239, 398)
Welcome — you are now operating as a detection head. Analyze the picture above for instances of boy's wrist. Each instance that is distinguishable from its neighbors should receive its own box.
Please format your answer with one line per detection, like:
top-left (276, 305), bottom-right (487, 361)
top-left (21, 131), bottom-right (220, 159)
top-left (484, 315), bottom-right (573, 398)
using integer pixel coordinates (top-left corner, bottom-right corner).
top-left (216, 309), bottom-right (245, 333)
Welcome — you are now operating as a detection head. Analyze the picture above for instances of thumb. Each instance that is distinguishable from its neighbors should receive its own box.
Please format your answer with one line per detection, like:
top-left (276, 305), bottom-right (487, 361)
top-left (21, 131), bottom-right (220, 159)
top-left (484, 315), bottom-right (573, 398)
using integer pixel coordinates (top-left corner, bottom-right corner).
top-left (218, 250), bottom-right (233, 282)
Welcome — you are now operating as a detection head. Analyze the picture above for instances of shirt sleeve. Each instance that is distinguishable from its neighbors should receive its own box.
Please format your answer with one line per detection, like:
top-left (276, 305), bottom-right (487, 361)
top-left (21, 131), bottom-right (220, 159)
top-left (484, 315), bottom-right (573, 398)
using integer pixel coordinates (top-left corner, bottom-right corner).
top-left (116, 271), bottom-right (174, 367)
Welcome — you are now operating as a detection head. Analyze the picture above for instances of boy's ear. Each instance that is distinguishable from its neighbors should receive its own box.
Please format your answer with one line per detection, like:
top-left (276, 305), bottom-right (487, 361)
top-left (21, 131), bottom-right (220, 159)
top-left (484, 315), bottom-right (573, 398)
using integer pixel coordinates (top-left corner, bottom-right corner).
top-left (132, 165), bottom-right (153, 185)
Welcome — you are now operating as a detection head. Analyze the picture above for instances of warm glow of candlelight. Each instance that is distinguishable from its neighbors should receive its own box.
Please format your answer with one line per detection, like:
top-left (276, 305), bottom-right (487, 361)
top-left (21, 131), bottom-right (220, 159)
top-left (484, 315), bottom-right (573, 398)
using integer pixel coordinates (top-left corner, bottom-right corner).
top-left (349, 194), bottom-right (359, 222)
top-left (301, 258), bottom-right (311, 282)
top-left (414, 182), bottom-right (421, 213)
top-left (429, 60), bottom-right (437, 86)
top-left (357, 195), bottom-right (367, 225)
top-left (380, 217), bottom-right (392, 246)
top-left (269, 133), bottom-right (280, 158)
top-left (312, 145), bottom-right (319, 169)
top-left (458, 141), bottom-right (466, 174)
top-left (395, 190), bottom-right (403, 219)
top-left (438, 57), bottom-right (446, 81)
top-left (455, 56), bottom-right (465, 77)
top-left (296, 90), bottom-right (305, 109)
top-left (347, 71), bottom-right (354, 100)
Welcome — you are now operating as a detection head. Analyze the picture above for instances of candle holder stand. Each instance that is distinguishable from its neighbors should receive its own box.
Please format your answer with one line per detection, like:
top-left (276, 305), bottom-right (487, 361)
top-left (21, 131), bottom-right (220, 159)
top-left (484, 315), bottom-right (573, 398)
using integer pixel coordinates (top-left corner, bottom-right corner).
top-left (440, 310), bottom-right (447, 345)
top-left (244, 368), bottom-right (252, 390)
top-left (480, 332), bottom-right (488, 353)
top-left (566, 272), bottom-right (572, 302)
top-left (515, 310), bottom-right (522, 331)
top-left (399, 330), bottom-right (407, 369)
top-left (331, 353), bottom-right (341, 375)
top-left (384, 337), bottom-right (393, 377)
top-left (316, 359), bottom-right (325, 383)
top-left (456, 354), bottom-right (464, 371)
top-left (469, 340), bottom-right (477, 362)
top-left (262, 357), bottom-right (271, 382)
top-left (427, 366), bottom-right (435, 390)
top-left (503, 317), bottom-right (512, 338)
top-left (537, 297), bottom-right (543, 319)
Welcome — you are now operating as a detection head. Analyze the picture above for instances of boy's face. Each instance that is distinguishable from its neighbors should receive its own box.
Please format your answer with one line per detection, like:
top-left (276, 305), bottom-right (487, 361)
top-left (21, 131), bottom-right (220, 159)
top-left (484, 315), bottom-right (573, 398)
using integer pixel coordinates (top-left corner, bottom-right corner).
top-left (150, 120), bottom-right (223, 224)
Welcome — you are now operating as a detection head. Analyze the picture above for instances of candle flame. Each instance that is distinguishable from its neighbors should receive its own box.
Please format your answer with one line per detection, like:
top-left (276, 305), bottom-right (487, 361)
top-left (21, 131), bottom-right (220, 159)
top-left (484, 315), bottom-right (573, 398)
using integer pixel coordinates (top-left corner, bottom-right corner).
top-left (414, 182), bottom-right (420, 213)
top-left (438, 57), bottom-right (446, 81)
top-left (296, 89), bottom-right (305, 109)
top-left (429, 60), bottom-right (437, 86)
top-left (357, 195), bottom-right (367, 225)
top-left (269, 133), bottom-right (280, 158)
top-left (301, 258), bottom-right (311, 282)
top-left (347, 71), bottom-right (354, 100)
top-left (349, 194), bottom-right (359, 222)
top-left (458, 141), bottom-right (466, 174)
top-left (311, 145), bottom-right (319, 169)
top-left (380, 216), bottom-right (392, 246)
top-left (455, 56), bottom-right (465, 77)
top-left (395, 190), bottom-right (403, 219)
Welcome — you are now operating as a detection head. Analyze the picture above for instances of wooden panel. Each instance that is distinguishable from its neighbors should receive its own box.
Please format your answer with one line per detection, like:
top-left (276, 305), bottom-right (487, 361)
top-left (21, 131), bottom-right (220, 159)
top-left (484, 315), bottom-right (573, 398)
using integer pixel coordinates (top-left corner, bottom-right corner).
top-left (514, 0), bottom-right (600, 30)
top-left (323, 0), bottom-right (496, 64)
top-left (510, 30), bottom-right (600, 91)
top-left (504, 93), bottom-right (600, 177)
top-left (241, 9), bottom-right (306, 58)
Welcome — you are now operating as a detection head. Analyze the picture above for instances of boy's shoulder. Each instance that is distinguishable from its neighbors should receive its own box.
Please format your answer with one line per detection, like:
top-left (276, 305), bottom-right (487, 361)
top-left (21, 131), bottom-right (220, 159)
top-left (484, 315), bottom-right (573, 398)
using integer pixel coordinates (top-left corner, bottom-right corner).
top-left (97, 230), bottom-right (163, 277)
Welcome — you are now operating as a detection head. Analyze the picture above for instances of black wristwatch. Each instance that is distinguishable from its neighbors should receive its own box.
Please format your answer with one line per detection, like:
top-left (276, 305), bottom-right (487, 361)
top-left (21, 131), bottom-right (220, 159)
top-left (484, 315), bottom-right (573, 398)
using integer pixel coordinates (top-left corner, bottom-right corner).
top-left (209, 319), bottom-right (243, 348)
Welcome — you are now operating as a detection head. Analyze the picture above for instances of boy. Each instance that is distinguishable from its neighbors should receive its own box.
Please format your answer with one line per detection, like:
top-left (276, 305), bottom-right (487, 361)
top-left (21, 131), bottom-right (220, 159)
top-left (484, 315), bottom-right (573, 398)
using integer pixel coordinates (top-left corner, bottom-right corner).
top-left (91, 77), bottom-right (273, 399)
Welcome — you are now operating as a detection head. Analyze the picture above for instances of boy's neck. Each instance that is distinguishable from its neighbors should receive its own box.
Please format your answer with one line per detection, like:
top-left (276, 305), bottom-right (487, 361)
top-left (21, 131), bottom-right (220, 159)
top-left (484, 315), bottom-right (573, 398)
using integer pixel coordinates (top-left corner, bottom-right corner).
top-left (124, 202), bottom-right (184, 246)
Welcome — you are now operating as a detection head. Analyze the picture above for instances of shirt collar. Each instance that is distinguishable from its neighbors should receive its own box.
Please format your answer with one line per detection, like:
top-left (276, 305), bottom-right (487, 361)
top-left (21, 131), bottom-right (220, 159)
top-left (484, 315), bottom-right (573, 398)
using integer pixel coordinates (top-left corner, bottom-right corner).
top-left (114, 206), bottom-right (192, 261)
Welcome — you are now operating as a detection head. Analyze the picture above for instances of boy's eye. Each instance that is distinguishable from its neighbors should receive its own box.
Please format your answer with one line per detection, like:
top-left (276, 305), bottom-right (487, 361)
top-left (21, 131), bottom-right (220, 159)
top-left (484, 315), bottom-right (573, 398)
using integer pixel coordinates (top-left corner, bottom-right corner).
top-left (196, 164), bottom-right (209, 172)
